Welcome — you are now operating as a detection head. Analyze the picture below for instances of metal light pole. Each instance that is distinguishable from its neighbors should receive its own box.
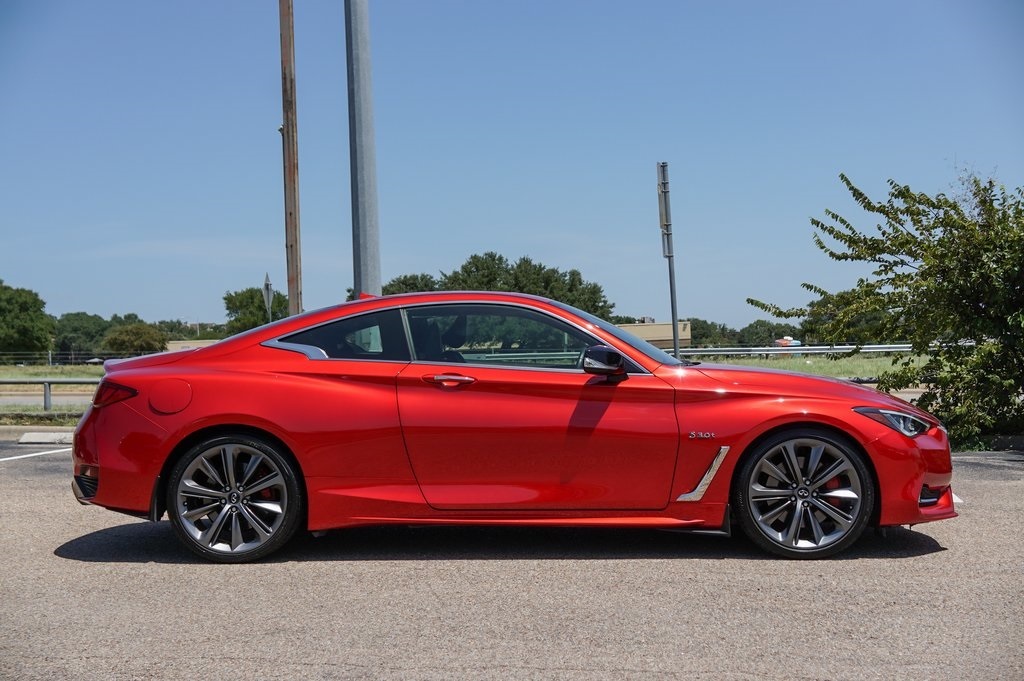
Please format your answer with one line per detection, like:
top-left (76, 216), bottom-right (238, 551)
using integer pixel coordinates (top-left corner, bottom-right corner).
top-left (278, 0), bottom-right (303, 315)
top-left (345, 0), bottom-right (382, 296)
top-left (657, 162), bottom-right (680, 358)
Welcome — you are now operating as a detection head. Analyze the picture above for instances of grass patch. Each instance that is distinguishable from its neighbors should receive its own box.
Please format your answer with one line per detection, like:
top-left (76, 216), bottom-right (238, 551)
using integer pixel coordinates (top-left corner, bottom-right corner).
top-left (707, 354), bottom-right (924, 379)
top-left (0, 365), bottom-right (105, 379)
top-left (0, 404), bottom-right (90, 413)
top-left (0, 412), bottom-right (82, 427)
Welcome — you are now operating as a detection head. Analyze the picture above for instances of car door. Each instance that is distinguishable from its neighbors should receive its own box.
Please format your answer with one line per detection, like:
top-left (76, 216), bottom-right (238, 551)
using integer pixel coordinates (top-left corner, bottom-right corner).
top-left (396, 302), bottom-right (680, 510)
top-left (267, 308), bottom-right (413, 481)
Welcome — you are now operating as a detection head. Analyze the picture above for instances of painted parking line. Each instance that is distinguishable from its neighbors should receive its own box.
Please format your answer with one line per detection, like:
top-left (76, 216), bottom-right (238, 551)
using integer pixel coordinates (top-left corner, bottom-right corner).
top-left (0, 447), bottom-right (72, 463)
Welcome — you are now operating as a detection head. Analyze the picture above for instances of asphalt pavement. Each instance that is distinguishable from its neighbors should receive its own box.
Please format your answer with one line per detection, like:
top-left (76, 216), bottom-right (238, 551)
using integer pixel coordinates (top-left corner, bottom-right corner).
top-left (0, 438), bottom-right (1021, 680)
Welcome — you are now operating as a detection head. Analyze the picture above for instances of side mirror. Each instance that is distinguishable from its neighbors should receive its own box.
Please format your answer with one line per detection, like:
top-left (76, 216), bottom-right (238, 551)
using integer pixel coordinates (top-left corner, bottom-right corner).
top-left (582, 345), bottom-right (628, 383)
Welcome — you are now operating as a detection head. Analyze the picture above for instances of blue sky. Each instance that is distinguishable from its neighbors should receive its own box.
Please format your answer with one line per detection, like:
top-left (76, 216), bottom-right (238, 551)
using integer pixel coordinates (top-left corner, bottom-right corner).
top-left (2, 1), bottom-right (1021, 328)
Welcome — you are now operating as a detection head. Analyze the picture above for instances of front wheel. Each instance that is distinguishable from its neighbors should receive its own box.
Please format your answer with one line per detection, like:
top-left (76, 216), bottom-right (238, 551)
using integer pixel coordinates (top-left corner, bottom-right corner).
top-left (733, 429), bottom-right (874, 559)
top-left (166, 435), bottom-right (303, 563)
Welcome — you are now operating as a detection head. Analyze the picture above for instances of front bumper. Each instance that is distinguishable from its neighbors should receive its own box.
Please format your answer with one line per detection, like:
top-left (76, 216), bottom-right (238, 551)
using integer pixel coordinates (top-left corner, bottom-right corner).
top-left (872, 425), bottom-right (957, 526)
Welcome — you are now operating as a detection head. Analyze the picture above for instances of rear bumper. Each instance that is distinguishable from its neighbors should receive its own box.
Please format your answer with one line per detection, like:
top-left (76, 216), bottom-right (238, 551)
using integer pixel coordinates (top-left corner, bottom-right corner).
top-left (72, 401), bottom-right (168, 516)
top-left (72, 472), bottom-right (98, 504)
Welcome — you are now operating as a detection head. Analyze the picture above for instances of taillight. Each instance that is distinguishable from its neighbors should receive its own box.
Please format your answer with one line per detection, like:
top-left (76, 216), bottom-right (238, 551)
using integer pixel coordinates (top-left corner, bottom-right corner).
top-left (92, 381), bottom-right (138, 407)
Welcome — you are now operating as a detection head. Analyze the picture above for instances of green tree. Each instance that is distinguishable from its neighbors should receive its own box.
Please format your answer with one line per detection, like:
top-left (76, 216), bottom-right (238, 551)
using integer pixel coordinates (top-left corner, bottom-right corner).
top-left (153, 319), bottom-right (225, 341)
top-left (224, 287), bottom-right (289, 335)
top-left (109, 313), bottom-right (144, 327)
top-left (440, 252), bottom-right (513, 291)
top-left (155, 319), bottom-right (194, 340)
top-left (102, 323), bottom-right (168, 355)
top-left (382, 273), bottom-right (439, 295)
top-left (799, 288), bottom-right (890, 345)
top-left (688, 318), bottom-right (738, 347)
top-left (381, 252), bottom-right (616, 318)
top-left (749, 174), bottom-right (1024, 443)
top-left (738, 320), bottom-right (801, 347)
top-left (54, 312), bottom-right (110, 360)
top-left (0, 279), bottom-right (55, 353)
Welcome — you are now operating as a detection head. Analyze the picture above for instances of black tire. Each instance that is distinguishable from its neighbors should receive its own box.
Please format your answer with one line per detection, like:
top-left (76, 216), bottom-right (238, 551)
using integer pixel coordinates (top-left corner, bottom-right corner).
top-left (733, 428), bottom-right (875, 559)
top-left (166, 435), bottom-right (303, 563)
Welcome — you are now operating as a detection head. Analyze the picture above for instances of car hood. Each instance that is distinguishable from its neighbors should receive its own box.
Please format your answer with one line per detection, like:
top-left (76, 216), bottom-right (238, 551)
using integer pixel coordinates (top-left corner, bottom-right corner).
top-left (689, 363), bottom-right (935, 420)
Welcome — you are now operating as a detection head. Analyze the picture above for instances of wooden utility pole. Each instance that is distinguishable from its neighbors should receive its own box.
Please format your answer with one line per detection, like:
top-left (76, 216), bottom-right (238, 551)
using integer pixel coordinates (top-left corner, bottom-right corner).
top-left (279, 0), bottom-right (303, 315)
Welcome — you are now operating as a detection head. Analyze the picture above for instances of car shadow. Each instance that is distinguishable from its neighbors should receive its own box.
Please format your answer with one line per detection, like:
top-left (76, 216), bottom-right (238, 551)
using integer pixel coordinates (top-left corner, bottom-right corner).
top-left (54, 522), bottom-right (946, 564)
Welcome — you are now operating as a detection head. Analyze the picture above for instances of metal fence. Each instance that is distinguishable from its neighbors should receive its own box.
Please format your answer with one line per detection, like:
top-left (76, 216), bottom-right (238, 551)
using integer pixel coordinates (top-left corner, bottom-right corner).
top-left (677, 343), bottom-right (914, 357)
top-left (1, 344), bottom-right (919, 411)
top-left (1, 343), bottom-right (918, 365)
top-left (0, 352), bottom-right (121, 366)
top-left (0, 378), bottom-right (99, 411)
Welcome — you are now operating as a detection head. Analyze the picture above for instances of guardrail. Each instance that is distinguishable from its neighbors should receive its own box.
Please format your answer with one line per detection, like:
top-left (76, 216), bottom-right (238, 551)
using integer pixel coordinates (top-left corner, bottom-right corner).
top-left (677, 343), bottom-right (913, 357)
top-left (0, 378), bottom-right (100, 411)
top-left (1, 344), bottom-right (915, 410)
top-left (0, 353), bottom-right (120, 366)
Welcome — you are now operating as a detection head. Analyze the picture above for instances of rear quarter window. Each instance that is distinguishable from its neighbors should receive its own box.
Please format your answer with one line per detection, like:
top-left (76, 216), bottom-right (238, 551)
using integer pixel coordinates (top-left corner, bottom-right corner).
top-left (280, 308), bottom-right (409, 361)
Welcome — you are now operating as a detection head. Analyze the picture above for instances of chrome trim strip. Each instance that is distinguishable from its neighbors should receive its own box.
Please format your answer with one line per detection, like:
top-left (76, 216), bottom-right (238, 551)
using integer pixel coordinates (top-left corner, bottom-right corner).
top-left (261, 338), bottom-right (329, 360)
top-left (413, 357), bottom-right (587, 374)
top-left (431, 374), bottom-right (475, 384)
top-left (676, 446), bottom-right (731, 502)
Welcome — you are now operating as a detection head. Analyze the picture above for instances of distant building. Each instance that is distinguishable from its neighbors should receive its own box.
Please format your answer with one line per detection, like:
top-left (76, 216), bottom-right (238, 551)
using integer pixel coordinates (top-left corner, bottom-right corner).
top-left (616, 321), bottom-right (692, 349)
top-left (167, 339), bottom-right (221, 353)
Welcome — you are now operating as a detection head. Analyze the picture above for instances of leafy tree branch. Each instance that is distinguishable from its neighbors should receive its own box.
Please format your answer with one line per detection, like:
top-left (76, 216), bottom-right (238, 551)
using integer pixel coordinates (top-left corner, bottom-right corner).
top-left (749, 174), bottom-right (1024, 443)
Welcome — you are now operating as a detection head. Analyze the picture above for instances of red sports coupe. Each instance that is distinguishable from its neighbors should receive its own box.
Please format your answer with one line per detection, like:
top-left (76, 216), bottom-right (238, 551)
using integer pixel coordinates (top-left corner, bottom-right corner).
top-left (72, 291), bottom-right (956, 562)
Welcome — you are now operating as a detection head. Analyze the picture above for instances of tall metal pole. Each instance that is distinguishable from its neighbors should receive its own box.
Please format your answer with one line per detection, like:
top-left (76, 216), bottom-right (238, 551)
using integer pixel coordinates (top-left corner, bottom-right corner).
top-left (278, 0), bottom-right (303, 315)
top-left (345, 0), bottom-right (382, 296)
top-left (657, 162), bottom-right (680, 358)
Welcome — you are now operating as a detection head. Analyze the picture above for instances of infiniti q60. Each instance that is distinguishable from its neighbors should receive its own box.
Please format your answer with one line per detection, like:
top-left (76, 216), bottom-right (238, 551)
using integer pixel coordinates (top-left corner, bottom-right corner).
top-left (72, 291), bottom-right (956, 562)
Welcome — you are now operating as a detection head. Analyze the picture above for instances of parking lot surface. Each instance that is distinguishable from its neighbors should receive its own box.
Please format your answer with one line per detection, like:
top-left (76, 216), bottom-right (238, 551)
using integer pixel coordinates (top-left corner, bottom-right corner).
top-left (1, 442), bottom-right (1021, 680)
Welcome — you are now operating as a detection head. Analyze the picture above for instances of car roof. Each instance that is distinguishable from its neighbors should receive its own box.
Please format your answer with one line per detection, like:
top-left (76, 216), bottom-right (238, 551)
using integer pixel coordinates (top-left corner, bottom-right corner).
top-left (205, 290), bottom-right (577, 353)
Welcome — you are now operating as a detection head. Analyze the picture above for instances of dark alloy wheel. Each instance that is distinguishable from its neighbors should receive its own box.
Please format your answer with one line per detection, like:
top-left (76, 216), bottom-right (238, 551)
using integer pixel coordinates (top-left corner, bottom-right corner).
top-left (733, 429), bottom-right (875, 559)
top-left (166, 435), bottom-right (303, 563)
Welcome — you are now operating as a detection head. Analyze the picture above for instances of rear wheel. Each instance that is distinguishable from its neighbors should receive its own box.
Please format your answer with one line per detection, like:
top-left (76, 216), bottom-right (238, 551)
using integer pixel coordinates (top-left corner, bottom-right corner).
top-left (166, 435), bottom-right (303, 563)
top-left (733, 429), bottom-right (874, 558)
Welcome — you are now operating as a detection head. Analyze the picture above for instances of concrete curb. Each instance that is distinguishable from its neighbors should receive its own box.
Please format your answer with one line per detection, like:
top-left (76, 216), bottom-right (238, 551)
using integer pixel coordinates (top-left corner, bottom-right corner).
top-left (0, 426), bottom-right (75, 442)
top-left (18, 431), bottom-right (74, 445)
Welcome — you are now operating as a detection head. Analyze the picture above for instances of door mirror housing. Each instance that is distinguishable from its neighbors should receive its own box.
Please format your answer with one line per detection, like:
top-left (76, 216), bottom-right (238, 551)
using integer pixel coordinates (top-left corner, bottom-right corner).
top-left (582, 345), bottom-right (628, 383)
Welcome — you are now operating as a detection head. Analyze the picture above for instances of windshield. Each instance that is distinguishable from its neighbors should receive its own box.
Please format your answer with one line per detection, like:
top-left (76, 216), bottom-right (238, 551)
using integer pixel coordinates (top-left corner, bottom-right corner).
top-left (547, 300), bottom-right (693, 367)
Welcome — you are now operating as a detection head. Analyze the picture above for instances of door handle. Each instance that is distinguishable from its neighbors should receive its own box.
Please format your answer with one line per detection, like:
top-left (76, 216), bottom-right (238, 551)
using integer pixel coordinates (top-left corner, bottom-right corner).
top-left (424, 374), bottom-right (476, 387)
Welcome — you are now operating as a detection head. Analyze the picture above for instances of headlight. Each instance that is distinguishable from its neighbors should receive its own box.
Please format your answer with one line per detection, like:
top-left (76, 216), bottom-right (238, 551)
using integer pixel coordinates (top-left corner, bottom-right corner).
top-left (854, 407), bottom-right (931, 438)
